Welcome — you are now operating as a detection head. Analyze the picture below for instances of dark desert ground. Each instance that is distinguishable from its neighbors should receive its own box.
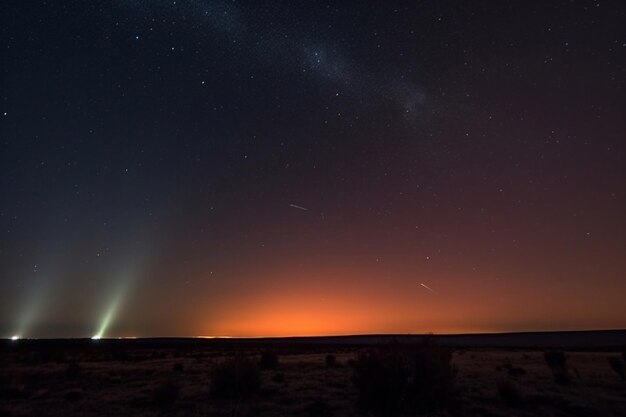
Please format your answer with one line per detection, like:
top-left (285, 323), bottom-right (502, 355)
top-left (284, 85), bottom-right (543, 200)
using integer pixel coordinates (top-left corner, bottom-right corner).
top-left (2, 331), bottom-right (626, 417)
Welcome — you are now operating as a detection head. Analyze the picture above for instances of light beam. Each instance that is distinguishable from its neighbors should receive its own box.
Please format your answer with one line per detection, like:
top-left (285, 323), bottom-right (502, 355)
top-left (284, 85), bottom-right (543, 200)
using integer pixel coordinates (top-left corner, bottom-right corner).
top-left (93, 289), bottom-right (124, 339)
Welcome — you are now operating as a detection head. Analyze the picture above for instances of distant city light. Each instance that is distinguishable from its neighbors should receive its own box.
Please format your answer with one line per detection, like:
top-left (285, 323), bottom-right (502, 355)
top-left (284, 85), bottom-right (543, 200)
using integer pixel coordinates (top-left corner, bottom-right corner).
top-left (91, 335), bottom-right (101, 340)
top-left (11, 335), bottom-right (19, 341)
top-left (195, 335), bottom-right (233, 339)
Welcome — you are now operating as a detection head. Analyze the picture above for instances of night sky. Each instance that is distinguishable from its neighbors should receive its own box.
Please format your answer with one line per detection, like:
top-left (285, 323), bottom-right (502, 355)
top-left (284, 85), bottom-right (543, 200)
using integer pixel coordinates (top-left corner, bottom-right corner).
top-left (1, 1), bottom-right (625, 338)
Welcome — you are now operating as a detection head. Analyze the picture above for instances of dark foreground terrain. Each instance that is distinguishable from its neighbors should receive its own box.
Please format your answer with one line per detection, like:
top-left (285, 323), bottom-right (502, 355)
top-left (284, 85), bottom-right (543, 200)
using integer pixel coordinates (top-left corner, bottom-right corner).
top-left (1, 331), bottom-right (625, 416)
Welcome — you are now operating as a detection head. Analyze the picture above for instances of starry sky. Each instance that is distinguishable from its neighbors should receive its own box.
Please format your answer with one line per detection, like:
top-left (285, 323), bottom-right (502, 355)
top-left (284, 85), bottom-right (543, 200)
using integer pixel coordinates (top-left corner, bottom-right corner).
top-left (1, 1), bottom-right (625, 338)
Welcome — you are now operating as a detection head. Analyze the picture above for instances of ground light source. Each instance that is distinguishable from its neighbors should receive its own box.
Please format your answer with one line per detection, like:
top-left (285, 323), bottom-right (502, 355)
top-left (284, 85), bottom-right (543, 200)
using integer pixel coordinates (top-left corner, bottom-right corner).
top-left (94, 294), bottom-right (122, 339)
top-left (11, 335), bottom-right (20, 341)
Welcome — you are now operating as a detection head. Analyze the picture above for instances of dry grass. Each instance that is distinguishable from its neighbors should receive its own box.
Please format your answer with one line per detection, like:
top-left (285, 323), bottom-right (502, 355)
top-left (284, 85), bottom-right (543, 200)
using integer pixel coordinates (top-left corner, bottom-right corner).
top-left (351, 343), bottom-right (456, 416)
top-left (211, 356), bottom-right (261, 399)
top-left (0, 346), bottom-right (625, 416)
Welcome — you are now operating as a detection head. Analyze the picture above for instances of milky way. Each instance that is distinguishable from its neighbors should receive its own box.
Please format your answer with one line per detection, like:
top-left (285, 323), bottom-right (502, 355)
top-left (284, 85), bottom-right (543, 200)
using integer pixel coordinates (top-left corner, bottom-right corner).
top-left (119, 0), bottom-right (430, 120)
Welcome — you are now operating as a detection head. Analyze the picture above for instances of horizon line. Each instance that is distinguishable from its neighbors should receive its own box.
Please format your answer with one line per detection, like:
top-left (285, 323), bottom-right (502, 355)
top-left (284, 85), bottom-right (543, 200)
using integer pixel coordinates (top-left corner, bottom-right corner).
top-left (6, 328), bottom-right (626, 341)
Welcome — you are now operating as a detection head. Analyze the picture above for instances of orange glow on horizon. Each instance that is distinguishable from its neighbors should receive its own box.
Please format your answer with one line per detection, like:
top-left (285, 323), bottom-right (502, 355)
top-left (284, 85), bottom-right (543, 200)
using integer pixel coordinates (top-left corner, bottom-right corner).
top-left (181, 262), bottom-right (626, 338)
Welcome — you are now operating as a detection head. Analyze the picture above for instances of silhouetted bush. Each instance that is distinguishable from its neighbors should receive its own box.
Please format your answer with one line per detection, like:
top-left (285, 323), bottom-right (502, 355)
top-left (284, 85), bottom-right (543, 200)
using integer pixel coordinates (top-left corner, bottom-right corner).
top-left (544, 351), bottom-right (566, 369)
top-left (111, 350), bottom-right (129, 361)
top-left (0, 375), bottom-right (28, 400)
top-left (304, 399), bottom-right (333, 417)
top-left (259, 352), bottom-right (279, 369)
top-left (173, 362), bottom-right (184, 372)
top-left (508, 366), bottom-right (526, 377)
top-left (553, 368), bottom-right (570, 385)
top-left (497, 379), bottom-right (523, 407)
top-left (65, 362), bottom-right (82, 380)
top-left (325, 354), bottom-right (338, 367)
top-left (151, 351), bottom-right (167, 360)
top-left (608, 357), bottom-right (625, 380)
top-left (544, 351), bottom-right (570, 385)
top-left (21, 352), bottom-right (52, 366)
top-left (351, 343), bottom-right (456, 416)
top-left (271, 372), bottom-right (285, 383)
top-left (64, 388), bottom-right (83, 402)
top-left (211, 357), bottom-right (261, 399)
top-left (153, 380), bottom-right (179, 410)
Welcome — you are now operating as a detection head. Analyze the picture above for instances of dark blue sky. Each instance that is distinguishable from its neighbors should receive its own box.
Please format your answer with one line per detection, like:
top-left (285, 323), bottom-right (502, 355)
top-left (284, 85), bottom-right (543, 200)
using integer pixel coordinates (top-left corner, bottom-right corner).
top-left (1, 1), bottom-right (624, 337)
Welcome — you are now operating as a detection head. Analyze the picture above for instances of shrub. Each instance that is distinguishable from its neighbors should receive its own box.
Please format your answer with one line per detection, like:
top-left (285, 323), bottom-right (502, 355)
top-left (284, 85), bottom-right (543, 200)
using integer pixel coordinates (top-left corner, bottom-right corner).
top-left (351, 343), bottom-right (456, 416)
top-left (303, 399), bottom-right (333, 417)
top-left (497, 379), bottom-right (523, 407)
top-left (544, 351), bottom-right (566, 369)
top-left (111, 350), bottom-right (129, 361)
top-left (173, 362), bottom-right (184, 372)
top-left (151, 351), bottom-right (167, 360)
top-left (325, 354), bottom-right (338, 368)
top-left (0, 375), bottom-right (28, 399)
top-left (552, 368), bottom-right (570, 385)
top-left (65, 362), bottom-right (82, 380)
top-left (211, 357), bottom-right (261, 399)
top-left (271, 372), bottom-right (285, 383)
top-left (64, 388), bottom-right (83, 402)
top-left (259, 352), bottom-right (279, 369)
top-left (544, 351), bottom-right (570, 385)
top-left (508, 367), bottom-right (526, 377)
top-left (608, 357), bottom-right (625, 380)
top-left (153, 380), bottom-right (179, 410)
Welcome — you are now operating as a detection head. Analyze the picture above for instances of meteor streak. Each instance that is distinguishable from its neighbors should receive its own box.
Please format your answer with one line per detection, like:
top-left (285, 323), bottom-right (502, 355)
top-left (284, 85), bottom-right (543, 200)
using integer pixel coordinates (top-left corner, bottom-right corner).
top-left (420, 283), bottom-right (437, 294)
top-left (289, 203), bottom-right (309, 211)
